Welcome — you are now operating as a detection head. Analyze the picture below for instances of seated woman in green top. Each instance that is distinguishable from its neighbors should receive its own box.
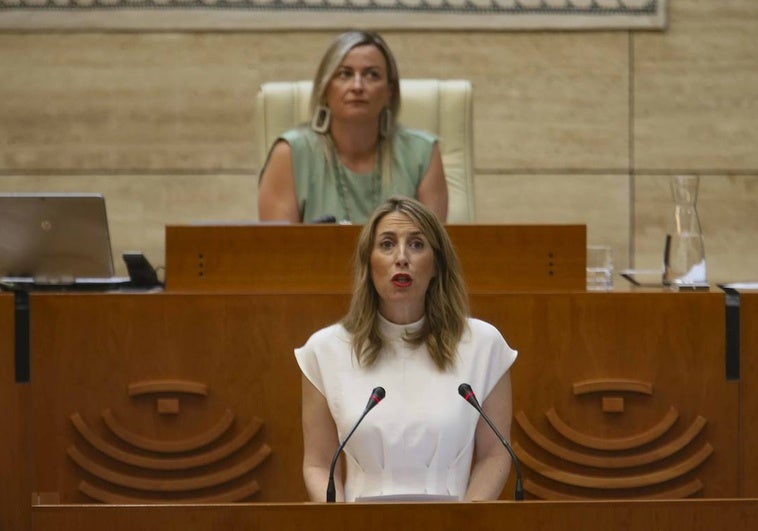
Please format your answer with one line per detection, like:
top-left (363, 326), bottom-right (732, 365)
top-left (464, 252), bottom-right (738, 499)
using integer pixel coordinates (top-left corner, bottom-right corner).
top-left (258, 30), bottom-right (448, 224)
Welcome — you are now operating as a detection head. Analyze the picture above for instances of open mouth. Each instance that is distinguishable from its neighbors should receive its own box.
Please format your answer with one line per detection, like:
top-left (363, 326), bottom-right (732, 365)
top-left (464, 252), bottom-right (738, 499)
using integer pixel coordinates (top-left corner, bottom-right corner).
top-left (391, 273), bottom-right (412, 288)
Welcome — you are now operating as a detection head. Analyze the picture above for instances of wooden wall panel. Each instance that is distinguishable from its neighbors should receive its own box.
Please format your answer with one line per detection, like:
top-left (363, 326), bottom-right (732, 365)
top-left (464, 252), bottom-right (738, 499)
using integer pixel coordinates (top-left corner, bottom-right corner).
top-left (741, 292), bottom-right (758, 496)
top-left (29, 293), bottom-right (350, 504)
top-left (471, 292), bottom-right (738, 499)
top-left (164, 224), bottom-right (586, 293)
top-left (0, 292), bottom-right (31, 531)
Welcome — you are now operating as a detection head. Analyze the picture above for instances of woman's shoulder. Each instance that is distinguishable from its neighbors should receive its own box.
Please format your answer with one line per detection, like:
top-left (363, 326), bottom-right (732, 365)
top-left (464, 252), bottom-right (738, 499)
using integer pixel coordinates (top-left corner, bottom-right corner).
top-left (278, 126), bottom-right (327, 178)
top-left (394, 125), bottom-right (438, 145)
top-left (465, 317), bottom-right (501, 335)
top-left (279, 125), bottom-right (321, 146)
top-left (391, 126), bottom-right (437, 174)
top-left (460, 318), bottom-right (517, 373)
top-left (304, 322), bottom-right (351, 348)
top-left (297, 323), bottom-right (354, 373)
top-left (462, 318), bottom-right (507, 344)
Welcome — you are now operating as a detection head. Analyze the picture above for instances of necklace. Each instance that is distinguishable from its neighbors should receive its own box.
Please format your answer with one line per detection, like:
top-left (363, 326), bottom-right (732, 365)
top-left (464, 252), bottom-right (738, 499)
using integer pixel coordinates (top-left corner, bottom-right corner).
top-left (329, 140), bottom-right (382, 223)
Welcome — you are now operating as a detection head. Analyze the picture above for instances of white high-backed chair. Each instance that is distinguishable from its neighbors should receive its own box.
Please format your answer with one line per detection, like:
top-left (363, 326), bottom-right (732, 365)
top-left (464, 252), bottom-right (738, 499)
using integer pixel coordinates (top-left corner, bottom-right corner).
top-left (255, 79), bottom-right (475, 223)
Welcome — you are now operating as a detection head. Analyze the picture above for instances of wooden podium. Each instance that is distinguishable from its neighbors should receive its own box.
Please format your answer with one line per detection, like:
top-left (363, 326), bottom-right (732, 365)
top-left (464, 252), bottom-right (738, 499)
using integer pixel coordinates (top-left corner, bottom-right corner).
top-left (7, 291), bottom-right (742, 506)
top-left (30, 498), bottom-right (758, 531)
top-left (164, 224), bottom-right (586, 292)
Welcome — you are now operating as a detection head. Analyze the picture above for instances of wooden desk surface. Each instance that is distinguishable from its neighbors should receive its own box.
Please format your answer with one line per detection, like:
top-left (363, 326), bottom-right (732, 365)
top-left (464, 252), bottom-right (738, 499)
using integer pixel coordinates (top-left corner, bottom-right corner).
top-left (31, 498), bottom-right (758, 531)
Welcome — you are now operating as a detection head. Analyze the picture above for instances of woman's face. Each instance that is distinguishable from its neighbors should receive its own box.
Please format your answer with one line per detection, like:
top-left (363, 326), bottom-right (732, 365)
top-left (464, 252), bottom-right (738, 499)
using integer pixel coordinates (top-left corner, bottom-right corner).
top-left (325, 44), bottom-right (392, 125)
top-left (370, 212), bottom-right (436, 324)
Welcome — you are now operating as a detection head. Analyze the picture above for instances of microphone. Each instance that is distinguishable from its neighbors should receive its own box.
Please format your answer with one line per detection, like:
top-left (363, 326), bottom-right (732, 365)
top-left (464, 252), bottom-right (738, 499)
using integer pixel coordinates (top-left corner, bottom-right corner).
top-left (458, 383), bottom-right (524, 501)
top-left (326, 386), bottom-right (386, 502)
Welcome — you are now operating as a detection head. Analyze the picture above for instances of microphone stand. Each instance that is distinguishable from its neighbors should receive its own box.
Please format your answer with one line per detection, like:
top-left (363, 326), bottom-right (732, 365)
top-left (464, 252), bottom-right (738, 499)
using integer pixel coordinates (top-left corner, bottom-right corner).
top-left (459, 383), bottom-right (524, 501)
top-left (326, 387), bottom-right (385, 502)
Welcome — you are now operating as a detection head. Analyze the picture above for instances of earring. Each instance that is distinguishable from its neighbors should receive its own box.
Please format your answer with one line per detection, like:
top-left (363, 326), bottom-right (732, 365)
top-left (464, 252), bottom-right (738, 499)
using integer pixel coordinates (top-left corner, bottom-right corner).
top-left (311, 105), bottom-right (331, 134)
top-left (379, 107), bottom-right (392, 137)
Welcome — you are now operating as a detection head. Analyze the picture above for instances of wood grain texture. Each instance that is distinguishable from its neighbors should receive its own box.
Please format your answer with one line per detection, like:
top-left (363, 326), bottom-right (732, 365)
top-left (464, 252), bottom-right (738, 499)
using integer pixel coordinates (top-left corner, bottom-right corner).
top-left (0, 292), bottom-right (31, 531)
top-left (30, 498), bottom-right (758, 531)
top-left (470, 291), bottom-right (738, 499)
top-left (29, 292), bottom-right (351, 504)
top-left (21, 290), bottom-right (742, 507)
top-left (741, 292), bottom-right (758, 496)
top-left (164, 224), bottom-right (586, 292)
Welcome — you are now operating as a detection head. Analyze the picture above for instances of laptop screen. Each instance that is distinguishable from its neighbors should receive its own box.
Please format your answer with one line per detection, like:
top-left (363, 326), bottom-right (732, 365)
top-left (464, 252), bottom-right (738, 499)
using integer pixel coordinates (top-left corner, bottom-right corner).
top-left (0, 193), bottom-right (117, 282)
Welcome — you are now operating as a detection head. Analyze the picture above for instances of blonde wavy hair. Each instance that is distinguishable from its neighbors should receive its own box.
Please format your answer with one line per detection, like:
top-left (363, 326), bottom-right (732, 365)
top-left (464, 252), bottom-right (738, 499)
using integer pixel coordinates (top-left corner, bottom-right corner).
top-left (341, 196), bottom-right (468, 371)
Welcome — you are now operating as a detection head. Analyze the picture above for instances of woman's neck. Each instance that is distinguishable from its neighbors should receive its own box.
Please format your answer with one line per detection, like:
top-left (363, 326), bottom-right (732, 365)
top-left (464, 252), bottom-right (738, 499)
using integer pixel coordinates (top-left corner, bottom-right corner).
top-left (378, 302), bottom-right (425, 326)
top-left (329, 121), bottom-right (380, 173)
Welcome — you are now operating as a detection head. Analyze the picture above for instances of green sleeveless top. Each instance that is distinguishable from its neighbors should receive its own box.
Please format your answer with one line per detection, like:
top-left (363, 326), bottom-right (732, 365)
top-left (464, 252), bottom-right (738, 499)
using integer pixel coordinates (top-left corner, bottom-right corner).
top-left (271, 126), bottom-right (437, 224)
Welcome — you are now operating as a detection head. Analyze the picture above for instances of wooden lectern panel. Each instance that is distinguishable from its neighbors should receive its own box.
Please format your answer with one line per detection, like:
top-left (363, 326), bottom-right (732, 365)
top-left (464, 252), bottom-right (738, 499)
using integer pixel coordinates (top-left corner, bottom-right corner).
top-left (29, 292), bottom-right (350, 505)
top-left (26, 290), bottom-right (739, 511)
top-left (471, 291), bottom-right (738, 500)
top-left (164, 224), bottom-right (586, 293)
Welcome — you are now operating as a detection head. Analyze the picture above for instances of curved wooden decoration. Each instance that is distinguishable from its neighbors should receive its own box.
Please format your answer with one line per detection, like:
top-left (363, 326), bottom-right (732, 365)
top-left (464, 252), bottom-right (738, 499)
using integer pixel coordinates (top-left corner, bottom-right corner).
top-left (128, 380), bottom-right (208, 397)
top-left (516, 411), bottom-right (708, 468)
top-left (572, 379), bottom-right (653, 396)
top-left (641, 479), bottom-right (704, 499)
top-left (102, 408), bottom-right (234, 453)
top-left (524, 479), bottom-right (584, 500)
top-left (71, 412), bottom-right (263, 470)
top-left (78, 479), bottom-right (261, 503)
top-left (524, 478), bottom-right (703, 500)
top-left (67, 444), bottom-right (272, 492)
top-left (513, 442), bottom-right (713, 489)
top-left (546, 406), bottom-right (679, 450)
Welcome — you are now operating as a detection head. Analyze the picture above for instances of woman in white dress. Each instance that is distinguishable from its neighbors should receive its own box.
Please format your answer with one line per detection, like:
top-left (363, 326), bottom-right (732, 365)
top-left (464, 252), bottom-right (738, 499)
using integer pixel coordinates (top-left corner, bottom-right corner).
top-left (296, 196), bottom-right (517, 501)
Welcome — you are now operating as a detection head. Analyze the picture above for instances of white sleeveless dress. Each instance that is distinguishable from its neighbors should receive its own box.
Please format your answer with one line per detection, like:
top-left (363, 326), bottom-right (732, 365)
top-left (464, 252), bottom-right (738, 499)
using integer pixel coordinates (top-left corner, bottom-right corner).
top-left (295, 315), bottom-right (517, 501)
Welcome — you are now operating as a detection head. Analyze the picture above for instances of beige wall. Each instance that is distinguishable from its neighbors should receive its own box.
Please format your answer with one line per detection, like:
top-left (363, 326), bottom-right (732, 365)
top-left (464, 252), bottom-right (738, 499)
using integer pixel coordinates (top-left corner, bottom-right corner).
top-left (1, 0), bottom-right (757, 284)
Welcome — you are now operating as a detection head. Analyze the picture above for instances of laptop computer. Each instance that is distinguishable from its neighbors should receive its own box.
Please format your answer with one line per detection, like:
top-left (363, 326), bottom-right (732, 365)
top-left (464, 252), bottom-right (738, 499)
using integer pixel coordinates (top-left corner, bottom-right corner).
top-left (0, 193), bottom-right (129, 288)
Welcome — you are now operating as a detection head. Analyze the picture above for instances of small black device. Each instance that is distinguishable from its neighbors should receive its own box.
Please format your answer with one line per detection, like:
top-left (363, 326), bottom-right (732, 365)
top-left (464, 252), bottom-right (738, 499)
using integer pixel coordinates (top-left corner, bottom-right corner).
top-left (122, 252), bottom-right (161, 288)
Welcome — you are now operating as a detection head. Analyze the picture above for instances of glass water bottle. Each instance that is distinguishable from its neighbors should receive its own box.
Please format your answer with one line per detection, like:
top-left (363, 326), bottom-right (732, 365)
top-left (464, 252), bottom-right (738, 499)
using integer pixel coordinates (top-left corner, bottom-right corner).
top-left (663, 175), bottom-right (707, 285)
